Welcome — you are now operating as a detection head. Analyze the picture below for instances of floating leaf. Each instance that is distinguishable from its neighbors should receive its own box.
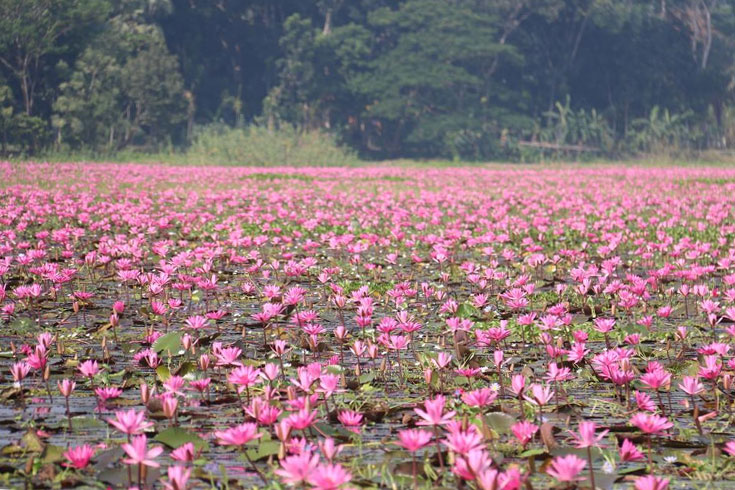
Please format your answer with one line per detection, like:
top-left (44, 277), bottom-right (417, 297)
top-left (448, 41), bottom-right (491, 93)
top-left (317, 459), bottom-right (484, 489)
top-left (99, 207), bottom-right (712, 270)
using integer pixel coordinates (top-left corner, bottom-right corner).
top-left (519, 448), bottom-right (547, 458)
top-left (99, 466), bottom-right (160, 487)
top-left (21, 429), bottom-right (44, 452)
top-left (41, 445), bottom-right (65, 464)
top-left (175, 361), bottom-right (197, 378)
top-left (457, 303), bottom-right (480, 319)
top-left (618, 465), bottom-right (647, 475)
top-left (0, 386), bottom-right (21, 401)
top-left (156, 365), bottom-right (171, 381)
top-left (551, 446), bottom-right (603, 460)
top-left (196, 332), bottom-right (221, 346)
top-left (589, 470), bottom-right (618, 490)
top-left (94, 447), bottom-right (125, 471)
top-left (484, 412), bottom-right (515, 434)
top-left (71, 416), bottom-right (105, 429)
top-left (106, 368), bottom-right (126, 380)
top-left (153, 331), bottom-right (183, 354)
top-left (325, 365), bottom-right (343, 375)
top-left (9, 317), bottom-right (34, 332)
top-left (154, 427), bottom-right (209, 451)
top-left (244, 440), bottom-right (280, 461)
top-left (1, 444), bottom-right (23, 456)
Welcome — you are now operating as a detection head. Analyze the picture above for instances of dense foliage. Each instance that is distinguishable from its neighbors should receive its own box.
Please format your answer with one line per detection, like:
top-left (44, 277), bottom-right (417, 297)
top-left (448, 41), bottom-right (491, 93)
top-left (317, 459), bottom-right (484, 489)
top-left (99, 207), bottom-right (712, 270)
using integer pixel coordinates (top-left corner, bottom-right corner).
top-left (2, 0), bottom-right (735, 160)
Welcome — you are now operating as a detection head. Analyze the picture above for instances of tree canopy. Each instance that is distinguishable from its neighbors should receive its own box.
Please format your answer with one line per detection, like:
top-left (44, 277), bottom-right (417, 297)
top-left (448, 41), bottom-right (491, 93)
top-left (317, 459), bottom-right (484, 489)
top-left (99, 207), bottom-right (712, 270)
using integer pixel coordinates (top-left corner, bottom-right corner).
top-left (1, 0), bottom-right (735, 159)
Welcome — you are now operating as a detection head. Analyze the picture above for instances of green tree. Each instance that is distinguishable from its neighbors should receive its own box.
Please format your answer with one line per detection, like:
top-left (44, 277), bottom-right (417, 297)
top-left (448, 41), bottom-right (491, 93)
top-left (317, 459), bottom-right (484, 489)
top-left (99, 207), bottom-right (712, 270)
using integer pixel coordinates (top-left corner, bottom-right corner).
top-left (0, 0), bottom-right (109, 116)
top-left (53, 11), bottom-right (186, 151)
top-left (350, 0), bottom-right (519, 157)
top-left (0, 82), bottom-right (15, 153)
top-left (120, 33), bottom-right (187, 147)
top-left (264, 13), bottom-right (370, 132)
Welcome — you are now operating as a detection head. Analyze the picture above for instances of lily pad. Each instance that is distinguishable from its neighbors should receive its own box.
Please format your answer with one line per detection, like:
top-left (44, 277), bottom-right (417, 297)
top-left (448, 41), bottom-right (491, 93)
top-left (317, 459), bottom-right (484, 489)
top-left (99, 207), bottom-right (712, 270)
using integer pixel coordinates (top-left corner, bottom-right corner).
top-left (154, 426), bottom-right (209, 451)
top-left (153, 331), bottom-right (183, 354)
top-left (21, 429), bottom-right (45, 452)
top-left (41, 444), bottom-right (65, 464)
top-left (484, 412), bottom-right (515, 434)
top-left (551, 446), bottom-right (603, 460)
top-left (457, 303), bottom-right (481, 319)
top-left (244, 440), bottom-right (280, 461)
top-left (519, 448), bottom-right (547, 458)
top-left (156, 365), bottom-right (171, 381)
top-left (174, 361), bottom-right (198, 378)
top-left (71, 416), bottom-right (106, 429)
top-left (99, 466), bottom-right (160, 487)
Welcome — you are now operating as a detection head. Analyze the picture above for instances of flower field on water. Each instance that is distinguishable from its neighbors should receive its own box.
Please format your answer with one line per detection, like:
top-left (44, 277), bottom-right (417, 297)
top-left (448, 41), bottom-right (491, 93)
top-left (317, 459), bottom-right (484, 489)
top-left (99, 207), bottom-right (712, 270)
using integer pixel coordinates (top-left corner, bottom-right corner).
top-left (3, 162), bottom-right (735, 489)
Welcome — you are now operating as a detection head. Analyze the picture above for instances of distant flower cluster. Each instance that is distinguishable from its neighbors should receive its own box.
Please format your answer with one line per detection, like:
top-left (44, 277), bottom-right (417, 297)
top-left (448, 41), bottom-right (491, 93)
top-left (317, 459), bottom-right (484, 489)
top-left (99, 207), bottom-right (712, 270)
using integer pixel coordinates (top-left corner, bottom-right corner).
top-left (3, 162), bottom-right (735, 488)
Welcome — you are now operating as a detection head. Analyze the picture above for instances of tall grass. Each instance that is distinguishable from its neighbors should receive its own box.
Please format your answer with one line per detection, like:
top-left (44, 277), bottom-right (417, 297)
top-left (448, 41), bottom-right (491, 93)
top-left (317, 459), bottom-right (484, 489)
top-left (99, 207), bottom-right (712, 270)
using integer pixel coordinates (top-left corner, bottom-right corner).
top-left (185, 123), bottom-right (359, 166)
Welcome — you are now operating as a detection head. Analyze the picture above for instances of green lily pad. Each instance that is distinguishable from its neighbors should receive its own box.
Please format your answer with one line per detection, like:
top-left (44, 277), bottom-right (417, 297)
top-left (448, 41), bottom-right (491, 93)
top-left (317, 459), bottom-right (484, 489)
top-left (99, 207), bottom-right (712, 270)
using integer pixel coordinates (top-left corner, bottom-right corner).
top-left (618, 465), bottom-right (647, 475)
top-left (244, 440), bottom-right (280, 461)
top-left (589, 470), bottom-right (619, 490)
top-left (153, 331), bottom-right (183, 354)
top-left (41, 444), bottom-right (65, 464)
top-left (94, 446), bottom-right (124, 471)
top-left (21, 430), bottom-right (44, 452)
top-left (175, 361), bottom-right (197, 378)
top-left (99, 466), bottom-right (160, 487)
top-left (484, 412), bottom-right (515, 434)
top-left (71, 416), bottom-right (106, 429)
top-left (154, 427), bottom-right (209, 451)
top-left (325, 365), bottom-right (343, 375)
top-left (551, 446), bottom-right (603, 460)
top-left (519, 448), bottom-right (547, 458)
top-left (156, 365), bottom-right (171, 381)
top-left (457, 303), bottom-right (480, 319)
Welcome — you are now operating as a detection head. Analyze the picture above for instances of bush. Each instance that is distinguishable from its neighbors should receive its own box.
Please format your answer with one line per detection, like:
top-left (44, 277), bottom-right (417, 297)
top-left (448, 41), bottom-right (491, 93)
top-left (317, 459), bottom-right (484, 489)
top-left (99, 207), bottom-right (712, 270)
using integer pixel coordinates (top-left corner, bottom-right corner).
top-left (185, 123), bottom-right (359, 166)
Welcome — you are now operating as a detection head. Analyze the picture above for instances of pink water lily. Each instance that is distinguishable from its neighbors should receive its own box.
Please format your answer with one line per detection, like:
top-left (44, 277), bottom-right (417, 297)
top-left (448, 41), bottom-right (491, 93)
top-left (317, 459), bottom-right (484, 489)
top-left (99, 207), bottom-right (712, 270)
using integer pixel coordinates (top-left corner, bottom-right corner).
top-left (63, 444), bottom-right (95, 469)
top-left (122, 435), bottom-right (163, 467)
top-left (414, 395), bottom-right (456, 426)
top-left (4, 162), bottom-right (735, 488)
top-left (275, 451), bottom-right (320, 486)
top-left (214, 423), bottom-right (262, 446)
top-left (546, 454), bottom-right (587, 483)
top-left (107, 410), bottom-right (154, 435)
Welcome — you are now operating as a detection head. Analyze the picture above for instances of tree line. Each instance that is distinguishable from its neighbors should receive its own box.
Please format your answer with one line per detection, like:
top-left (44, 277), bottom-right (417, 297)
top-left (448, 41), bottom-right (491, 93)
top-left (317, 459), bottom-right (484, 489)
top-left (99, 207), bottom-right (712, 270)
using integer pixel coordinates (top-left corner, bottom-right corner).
top-left (1, 0), bottom-right (734, 160)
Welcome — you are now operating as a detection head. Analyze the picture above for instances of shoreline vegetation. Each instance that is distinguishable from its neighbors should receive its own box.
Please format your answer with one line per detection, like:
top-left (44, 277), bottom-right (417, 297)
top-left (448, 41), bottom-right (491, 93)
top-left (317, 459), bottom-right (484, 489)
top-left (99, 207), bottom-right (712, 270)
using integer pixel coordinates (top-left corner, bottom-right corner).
top-left (10, 124), bottom-right (735, 168)
top-left (4, 2), bottom-right (735, 163)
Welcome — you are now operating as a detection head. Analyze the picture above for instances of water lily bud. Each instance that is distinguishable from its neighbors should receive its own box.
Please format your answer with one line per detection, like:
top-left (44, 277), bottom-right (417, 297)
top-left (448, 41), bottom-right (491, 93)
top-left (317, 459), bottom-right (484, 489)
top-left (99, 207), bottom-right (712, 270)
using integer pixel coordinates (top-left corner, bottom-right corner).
top-left (112, 301), bottom-right (125, 314)
top-left (181, 333), bottom-right (193, 351)
top-left (198, 354), bottom-right (210, 371)
top-left (263, 363), bottom-right (280, 381)
top-left (494, 350), bottom-right (504, 367)
top-left (140, 382), bottom-right (151, 404)
top-left (275, 420), bottom-right (292, 442)
top-left (162, 395), bottom-right (178, 419)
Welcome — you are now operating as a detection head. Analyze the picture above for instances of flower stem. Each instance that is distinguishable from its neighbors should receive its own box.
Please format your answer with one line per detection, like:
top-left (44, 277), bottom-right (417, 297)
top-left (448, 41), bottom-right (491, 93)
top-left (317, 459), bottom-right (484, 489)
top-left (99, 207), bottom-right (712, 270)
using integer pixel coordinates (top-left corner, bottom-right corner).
top-left (586, 446), bottom-right (596, 490)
